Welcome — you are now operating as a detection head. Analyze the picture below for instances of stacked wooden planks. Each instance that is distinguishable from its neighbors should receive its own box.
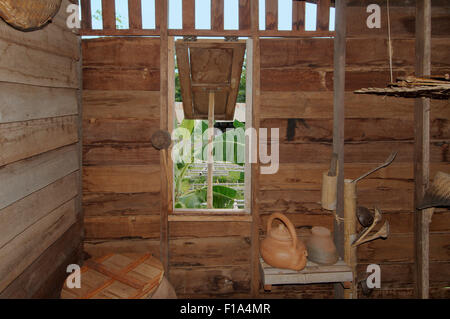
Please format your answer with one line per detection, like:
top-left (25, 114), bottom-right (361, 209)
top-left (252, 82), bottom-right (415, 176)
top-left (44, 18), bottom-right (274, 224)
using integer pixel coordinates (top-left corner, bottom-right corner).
top-left (0, 0), bottom-right (82, 298)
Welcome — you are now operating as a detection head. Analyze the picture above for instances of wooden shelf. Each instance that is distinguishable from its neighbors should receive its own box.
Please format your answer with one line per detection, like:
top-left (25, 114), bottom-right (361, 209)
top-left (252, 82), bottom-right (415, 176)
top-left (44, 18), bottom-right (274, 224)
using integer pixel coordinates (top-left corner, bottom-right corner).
top-left (259, 257), bottom-right (352, 288)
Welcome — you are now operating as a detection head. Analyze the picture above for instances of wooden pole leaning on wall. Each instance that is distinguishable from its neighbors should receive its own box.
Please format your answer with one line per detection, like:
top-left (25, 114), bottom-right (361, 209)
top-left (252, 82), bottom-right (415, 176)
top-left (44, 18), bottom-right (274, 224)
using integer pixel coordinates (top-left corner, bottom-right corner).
top-left (344, 180), bottom-right (357, 299)
top-left (207, 92), bottom-right (215, 209)
top-left (414, 0), bottom-right (432, 299)
top-left (332, 0), bottom-right (347, 299)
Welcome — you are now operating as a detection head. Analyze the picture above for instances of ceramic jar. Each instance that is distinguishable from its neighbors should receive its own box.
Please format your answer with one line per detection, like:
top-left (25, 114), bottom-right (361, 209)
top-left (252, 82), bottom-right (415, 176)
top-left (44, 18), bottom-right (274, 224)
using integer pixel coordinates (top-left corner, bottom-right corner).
top-left (306, 226), bottom-right (339, 265)
top-left (260, 213), bottom-right (308, 271)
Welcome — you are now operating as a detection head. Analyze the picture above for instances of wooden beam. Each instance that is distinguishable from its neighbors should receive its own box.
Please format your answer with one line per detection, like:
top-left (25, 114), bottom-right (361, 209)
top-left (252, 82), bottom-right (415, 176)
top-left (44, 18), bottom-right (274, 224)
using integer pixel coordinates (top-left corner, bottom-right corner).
top-left (207, 92), bottom-right (215, 209)
top-left (239, 0), bottom-right (251, 30)
top-left (414, 0), bottom-right (431, 300)
top-left (211, 0), bottom-right (224, 31)
top-left (128, 0), bottom-right (142, 30)
top-left (183, 0), bottom-right (196, 31)
top-left (159, 0), bottom-right (169, 276)
top-left (225, 46), bottom-right (246, 120)
top-left (175, 43), bottom-right (194, 119)
top-left (333, 0), bottom-right (346, 299)
top-left (317, 0), bottom-right (331, 31)
top-left (250, 0), bottom-right (260, 298)
top-left (292, 0), bottom-right (305, 31)
top-left (101, 0), bottom-right (116, 30)
top-left (265, 0), bottom-right (278, 31)
top-left (80, 0), bottom-right (92, 30)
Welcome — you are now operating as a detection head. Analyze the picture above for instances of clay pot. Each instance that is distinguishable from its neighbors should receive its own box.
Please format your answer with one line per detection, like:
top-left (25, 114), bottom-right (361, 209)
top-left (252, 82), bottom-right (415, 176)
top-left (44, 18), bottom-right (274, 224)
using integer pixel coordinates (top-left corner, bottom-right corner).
top-left (306, 226), bottom-right (339, 265)
top-left (260, 213), bottom-right (308, 271)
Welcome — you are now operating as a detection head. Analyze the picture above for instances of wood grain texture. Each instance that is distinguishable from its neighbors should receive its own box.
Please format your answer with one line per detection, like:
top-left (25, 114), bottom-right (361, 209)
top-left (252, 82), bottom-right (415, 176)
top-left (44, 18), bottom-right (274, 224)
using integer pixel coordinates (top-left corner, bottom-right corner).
top-left (183, 0), bottom-right (195, 30)
top-left (0, 198), bottom-right (77, 292)
top-left (83, 165), bottom-right (161, 193)
top-left (128, 0), bottom-right (142, 30)
top-left (265, 0), bottom-right (278, 31)
top-left (211, 0), bottom-right (224, 31)
top-left (0, 116), bottom-right (78, 166)
top-left (292, 0), bottom-right (305, 31)
top-left (0, 83), bottom-right (78, 124)
top-left (0, 145), bottom-right (79, 210)
top-left (239, 0), bottom-right (251, 30)
top-left (102, 0), bottom-right (116, 30)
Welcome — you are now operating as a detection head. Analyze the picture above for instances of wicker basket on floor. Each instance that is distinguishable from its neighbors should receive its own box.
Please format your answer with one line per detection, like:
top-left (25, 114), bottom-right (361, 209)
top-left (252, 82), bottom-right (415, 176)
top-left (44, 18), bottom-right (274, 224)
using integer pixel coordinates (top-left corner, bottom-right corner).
top-left (0, 0), bottom-right (62, 31)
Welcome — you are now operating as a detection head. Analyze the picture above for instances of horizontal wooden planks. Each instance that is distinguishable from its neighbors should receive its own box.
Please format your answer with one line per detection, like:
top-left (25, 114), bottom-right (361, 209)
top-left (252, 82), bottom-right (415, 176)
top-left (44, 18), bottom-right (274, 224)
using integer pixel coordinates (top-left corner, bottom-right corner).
top-left (260, 91), bottom-right (450, 120)
top-left (83, 90), bottom-right (160, 120)
top-left (83, 192), bottom-right (161, 216)
top-left (0, 83), bottom-right (78, 124)
top-left (83, 144), bottom-right (160, 166)
top-left (0, 198), bottom-right (78, 292)
top-left (0, 145), bottom-right (79, 210)
top-left (0, 221), bottom-right (83, 298)
top-left (0, 172), bottom-right (78, 249)
top-left (84, 238), bottom-right (160, 259)
top-left (83, 67), bottom-right (160, 91)
top-left (83, 165), bottom-right (161, 193)
top-left (0, 40), bottom-right (78, 89)
top-left (0, 116), bottom-right (79, 166)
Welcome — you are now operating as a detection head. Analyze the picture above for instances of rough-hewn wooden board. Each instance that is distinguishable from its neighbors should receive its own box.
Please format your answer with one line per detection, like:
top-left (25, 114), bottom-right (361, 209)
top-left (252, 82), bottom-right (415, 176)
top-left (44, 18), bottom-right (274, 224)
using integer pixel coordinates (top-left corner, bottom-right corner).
top-left (169, 221), bottom-right (251, 238)
top-left (317, 0), bottom-right (331, 31)
top-left (84, 238), bottom-right (160, 259)
top-left (260, 38), bottom-right (450, 70)
top-left (261, 69), bottom-right (327, 92)
top-left (128, 0), bottom-right (143, 30)
top-left (0, 40), bottom-right (78, 89)
top-left (169, 237), bottom-right (251, 267)
top-left (83, 165), bottom-right (161, 193)
top-left (292, 0), bottom-right (305, 31)
top-left (211, 0), bottom-right (224, 31)
top-left (182, 0), bottom-right (195, 30)
top-left (358, 233), bottom-right (450, 263)
top-left (239, 0), bottom-right (251, 30)
top-left (82, 38), bottom-right (160, 68)
top-left (169, 266), bottom-right (250, 295)
top-left (359, 286), bottom-right (450, 299)
top-left (84, 215), bottom-right (160, 240)
top-left (0, 172), bottom-right (78, 249)
top-left (261, 118), bottom-right (450, 143)
top-left (259, 163), bottom-right (450, 191)
top-left (83, 144), bottom-right (160, 166)
top-left (260, 91), bottom-right (450, 120)
top-left (357, 261), bottom-right (450, 286)
top-left (82, 67), bottom-right (160, 91)
top-left (83, 192), bottom-right (161, 217)
top-left (0, 198), bottom-right (77, 292)
top-left (102, 0), bottom-right (116, 30)
top-left (265, 0), bottom-right (278, 31)
top-left (0, 16), bottom-right (79, 60)
top-left (83, 90), bottom-right (160, 120)
top-left (0, 221), bottom-right (83, 298)
top-left (83, 118), bottom-right (160, 144)
top-left (0, 115), bottom-right (78, 166)
top-left (346, 6), bottom-right (450, 38)
top-left (0, 145), bottom-right (79, 210)
top-left (272, 141), bottom-right (448, 164)
top-left (0, 83), bottom-right (78, 124)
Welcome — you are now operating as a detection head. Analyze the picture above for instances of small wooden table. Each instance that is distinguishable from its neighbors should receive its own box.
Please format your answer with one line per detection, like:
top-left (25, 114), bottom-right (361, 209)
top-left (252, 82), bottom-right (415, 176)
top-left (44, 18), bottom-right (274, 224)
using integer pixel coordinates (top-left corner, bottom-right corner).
top-left (61, 253), bottom-right (164, 299)
top-left (259, 257), bottom-right (353, 291)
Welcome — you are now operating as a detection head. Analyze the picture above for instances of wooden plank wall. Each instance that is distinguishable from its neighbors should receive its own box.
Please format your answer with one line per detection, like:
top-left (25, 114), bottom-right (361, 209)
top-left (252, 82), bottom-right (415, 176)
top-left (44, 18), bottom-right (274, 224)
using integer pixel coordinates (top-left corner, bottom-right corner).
top-left (258, 1), bottom-right (450, 299)
top-left (0, 0), bottom-right (83, 298)
top-left (82, 37), bottom-right (162, 259)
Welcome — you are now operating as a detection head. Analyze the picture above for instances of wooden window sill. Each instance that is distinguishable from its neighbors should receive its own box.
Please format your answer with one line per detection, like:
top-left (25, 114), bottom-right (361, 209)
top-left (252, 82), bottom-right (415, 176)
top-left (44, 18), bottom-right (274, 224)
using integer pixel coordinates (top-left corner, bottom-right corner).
top-left (168, 210), bottom-right (252, 222)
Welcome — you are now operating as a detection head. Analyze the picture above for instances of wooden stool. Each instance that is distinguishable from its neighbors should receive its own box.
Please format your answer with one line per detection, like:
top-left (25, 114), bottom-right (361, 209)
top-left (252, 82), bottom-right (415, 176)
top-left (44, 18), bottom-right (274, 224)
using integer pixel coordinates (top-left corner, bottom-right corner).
top-left (61, 253), bottom-right (164, 299)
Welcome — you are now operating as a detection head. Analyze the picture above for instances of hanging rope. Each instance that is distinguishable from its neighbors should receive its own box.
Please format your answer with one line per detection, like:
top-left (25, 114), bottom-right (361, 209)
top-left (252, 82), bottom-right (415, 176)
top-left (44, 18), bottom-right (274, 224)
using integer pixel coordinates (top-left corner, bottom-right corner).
top-left (387, 0), bottom-right (394, 83)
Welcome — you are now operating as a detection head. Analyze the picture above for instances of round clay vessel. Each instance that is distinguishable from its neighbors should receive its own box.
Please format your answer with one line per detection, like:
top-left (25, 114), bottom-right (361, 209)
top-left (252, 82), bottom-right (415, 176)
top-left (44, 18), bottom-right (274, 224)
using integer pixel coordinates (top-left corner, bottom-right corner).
top-left (260, 213), bottom-right (308, 271)
top-left (306, 226), bottom-right (339, 265)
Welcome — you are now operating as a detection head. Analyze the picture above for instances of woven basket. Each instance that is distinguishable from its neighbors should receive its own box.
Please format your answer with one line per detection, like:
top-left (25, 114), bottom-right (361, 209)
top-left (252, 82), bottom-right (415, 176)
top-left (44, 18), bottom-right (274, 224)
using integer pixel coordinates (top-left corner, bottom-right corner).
top-left (0, 0), bottom-right (62, 31)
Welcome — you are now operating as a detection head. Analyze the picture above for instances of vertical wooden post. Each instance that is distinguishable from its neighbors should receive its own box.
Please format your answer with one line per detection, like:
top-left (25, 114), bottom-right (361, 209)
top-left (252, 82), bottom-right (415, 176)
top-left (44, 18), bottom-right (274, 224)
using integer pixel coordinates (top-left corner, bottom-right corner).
top-left (333, 0), bottom-right (347, 299)
top-left (292, 0), bottom-right (305, 31)
top-left (128, 0), bottom-right (142, 30)
top-left (250, 0), bottom-right (261, 298)
top-left (101, 0), bottom-right (116, 30)
top-left (317, 0), bottom-right (331, 31)
top-left (344, 180), bottom-right (357, 299)
top-left (414, 0), bottom-right (431, 299)
top-left (159, 0), bottom-right (170, 276)
top-left (211, 0), bottom-right (224, 31)
top-left (265, 0), bottom-right (278, 31)
top-left (80, 0), bottom-right (92, 30)
top-left (239, 0), bottom-right (251, 31)
top-left (183, 0), bottom-right (196, 31)
top-left (207, 92), bottom-right (215, 209)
